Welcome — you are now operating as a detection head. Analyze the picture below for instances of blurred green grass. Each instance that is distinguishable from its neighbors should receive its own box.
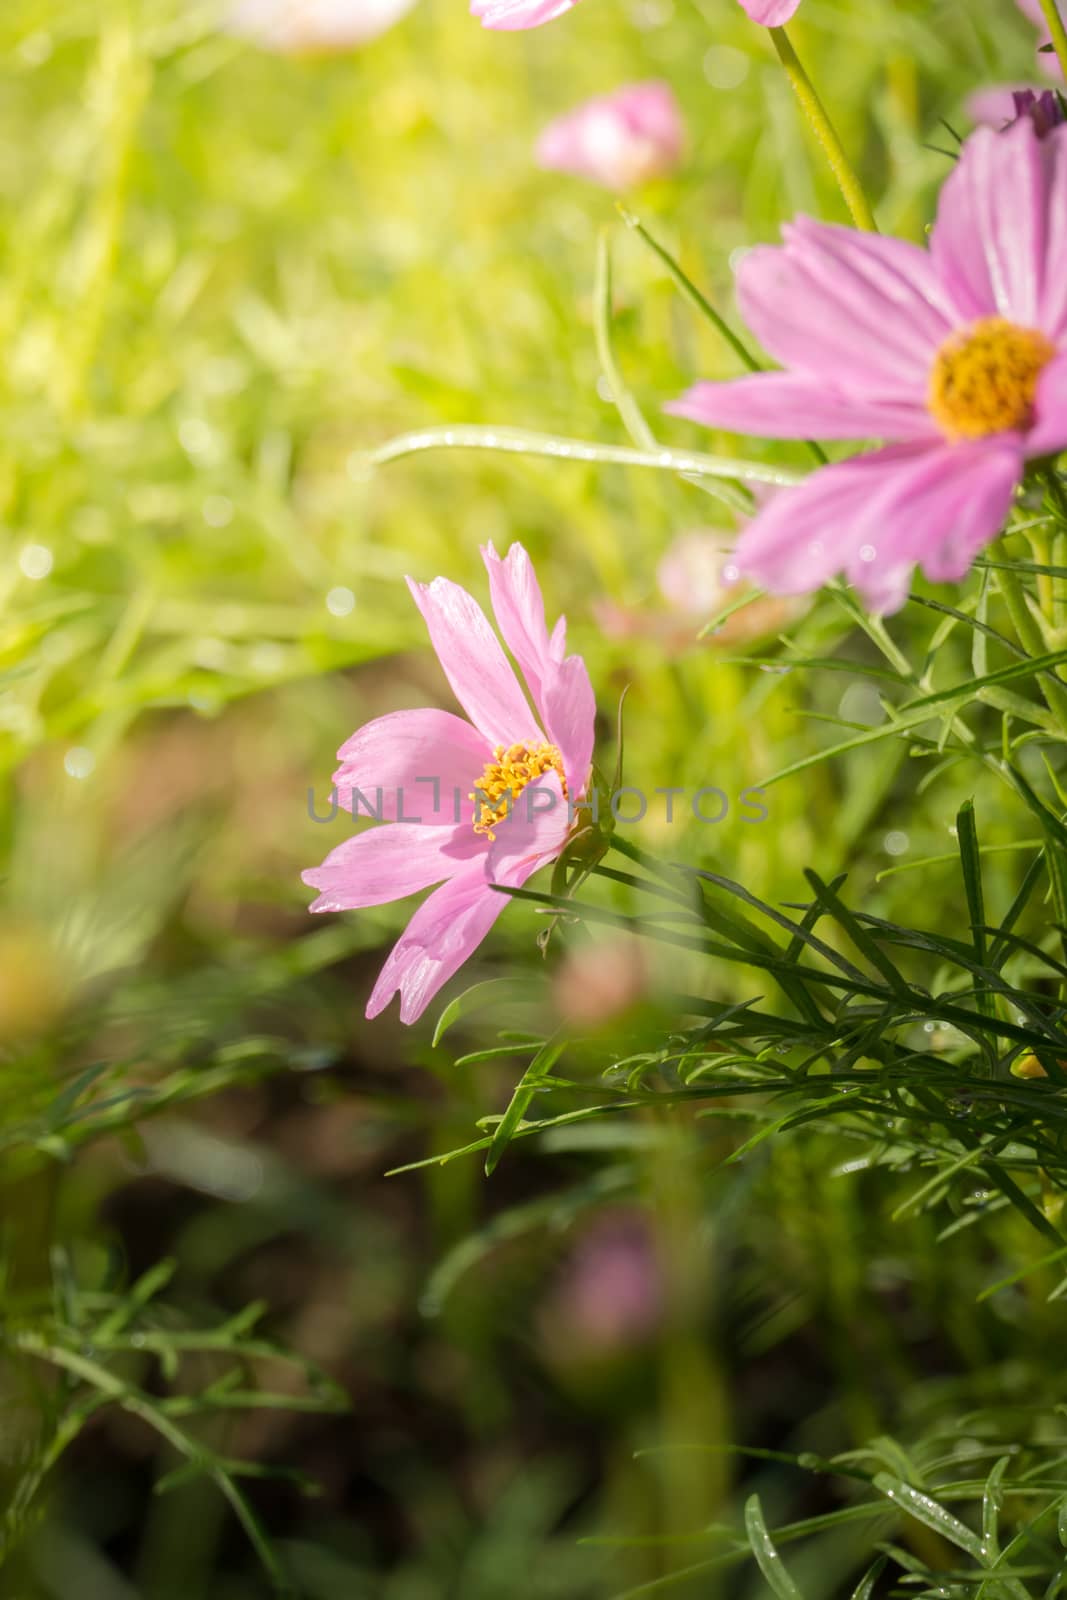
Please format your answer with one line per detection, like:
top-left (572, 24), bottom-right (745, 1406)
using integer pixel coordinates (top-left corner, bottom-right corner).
top-left (1, 0), bottom-right (1065, 1595)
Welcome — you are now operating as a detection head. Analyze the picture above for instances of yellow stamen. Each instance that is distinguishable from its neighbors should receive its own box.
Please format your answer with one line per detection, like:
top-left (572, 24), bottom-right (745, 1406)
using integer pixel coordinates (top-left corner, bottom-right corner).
top-left (470, 741), bottom-right (566, 840)
top-left (928, 316), bottom-right (1054, 441)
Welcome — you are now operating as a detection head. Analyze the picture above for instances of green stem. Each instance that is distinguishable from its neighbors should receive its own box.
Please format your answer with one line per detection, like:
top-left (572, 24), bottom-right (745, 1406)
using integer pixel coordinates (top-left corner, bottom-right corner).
top-left (620, 208), bottom-right (829, 467)
top-left (769, 26), bottom-right (878, 233)
top-left (997, 543), bottom-right (1067, 734)
top-left (1037, 0), bottom-right (1067, 87)
top-left (619, 209), bottom-right (762, 374)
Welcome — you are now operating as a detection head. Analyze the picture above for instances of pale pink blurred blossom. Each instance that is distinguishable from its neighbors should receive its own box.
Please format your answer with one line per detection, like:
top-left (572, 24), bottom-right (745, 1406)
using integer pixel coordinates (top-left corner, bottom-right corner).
top-left (657, 532), bottom-right (732, 617)
top-left (970, 87), bottom-right (1065, 132)
top-left (594, 531), bottom-right (802, 652)
top-left (536, 83), bottom-right (684, 191)
top-left (1016, 0), bottom-right (1064, 79)
top-left (967, 83), bottom-right (1045, 129)
top-left (969, 4), bottom-right (1064, 126)
top-left (737, 0), bottom-right (802, 21)
top-left (539, 1212), bottom-right (664, 1365)
top-left (472, 0), bottom-right (579, 29)
top-left (228, 0), bottom-right (417, 52)
top-left (553, 936), bottom-right (648, 1029)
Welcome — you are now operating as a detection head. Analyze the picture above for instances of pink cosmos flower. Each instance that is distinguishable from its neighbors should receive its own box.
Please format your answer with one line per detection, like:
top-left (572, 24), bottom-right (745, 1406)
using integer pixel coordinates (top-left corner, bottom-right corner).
top-left (471, 0), bottom-right (799, 25)
top-left (303, 544), bottom-right (595, 1024)
top-left (536, 83), bottom-right (683, 191)
top-left (969, 84), bottom-right (1050, 130)
top-left (228, 0), bottom-right (416, 52)
top-left (970, 0), bottom-right (1065, 128)
top-left (667, 119), bottom-right (1067, 613)
top-left (737, 0), bottom-right (802, 22)
top-left (472, 0), bottom-right (579, 29)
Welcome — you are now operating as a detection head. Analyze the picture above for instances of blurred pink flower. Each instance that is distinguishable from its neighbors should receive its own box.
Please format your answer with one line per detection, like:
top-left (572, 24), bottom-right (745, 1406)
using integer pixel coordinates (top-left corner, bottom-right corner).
top-left (539, 1212), bottom-right (664, 1364)
top-left (304, 544), bottom-right (595, 1024)
top-left (553, 935), bottom-right (648, 1028)
top-left (536, 82), bottom-right (683, 191)
top-left (656, 531), bottom-right (731, 617)
top-left (1017, 0), bottom-right (1064, 78)
top-left (472, 0), bottom-right (579, 29)
top-left (668, 120), bottom-right (1067, 613)
top-left (737, 0), bottom-right (802, 21)
top-left (593, 530), bottom-right (803, 651)
top-left (229, 0), bottom-right (416, 51)
top-left (968, 83), bottom-right (1047, 128)
top-left (969, 4), bottom-right (1064, 123)
top-left (970, 87), bottom-right (1066, 136)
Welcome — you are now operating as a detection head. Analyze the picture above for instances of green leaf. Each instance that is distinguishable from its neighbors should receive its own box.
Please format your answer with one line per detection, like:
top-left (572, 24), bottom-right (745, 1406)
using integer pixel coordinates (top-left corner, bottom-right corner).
top-left (743, 1495), bottom-right (805, 1600)
top-left (366, 425), bottom-right (804, 487)
top-left (618, 207), bottom-right (762, 375)
top-left (432, 977), bottom-right (543, 1047)
top-left (899, 648), bottom-right (1067, 709)
top-left (982, 1456), bottom-right (1010, 1563)
top-left (803, 871), bottom-right (912, 999)
top-left (872, 1472), bottom-right (985, 1559)
top-left (849, 1556), bottom-right (887, 1600)
top-left (593, 230), bottom-right (657, 452)
top-left (484, 1035), bottom-right (568, 1176)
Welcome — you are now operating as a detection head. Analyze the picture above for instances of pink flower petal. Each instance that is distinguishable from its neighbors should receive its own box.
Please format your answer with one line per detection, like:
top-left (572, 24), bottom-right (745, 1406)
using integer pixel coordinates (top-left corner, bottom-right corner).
top-left (487, 770), bottom-right (572, 884)
top-left (931, 119), bottom-right (1053, 326)
top-left (667, 374), bottom-right (938, 442)
top-left (733, 439), bottom-right (1022, 613)
top-left (736, 220), bottom-right (954, 399)
top-left (481, 542), bottom-right (594, 790)
top-left (1039, 126), bottom-right (1067, 335)
top-left (471, 0), bottom-right (577, 27)
top-left (1028, 350), bottom-right (1067, 454)
top-left (364, 776), bottom-right (574, 1024)
top-left (331, 708), bottom-right (491, 825)
top-left (541, 656), bottom-right (596, 795)
top-left (482, 542), bottom-right (557, 707)
top-left (736, 0), bottom-right (802, 21)
top-left (407, 574), bottom-right (542, 749)
top-left (365, 859), bottom-right (512, 1023)
top-left (303, 823), bottom-right (481, 913)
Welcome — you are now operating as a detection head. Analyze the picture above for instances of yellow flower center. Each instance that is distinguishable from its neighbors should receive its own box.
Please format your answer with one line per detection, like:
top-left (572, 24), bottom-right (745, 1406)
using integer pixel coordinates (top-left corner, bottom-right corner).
top-left (470, 741), bottom-right (567, 840)
top-left (928, 316), bottom-right (1054, 440)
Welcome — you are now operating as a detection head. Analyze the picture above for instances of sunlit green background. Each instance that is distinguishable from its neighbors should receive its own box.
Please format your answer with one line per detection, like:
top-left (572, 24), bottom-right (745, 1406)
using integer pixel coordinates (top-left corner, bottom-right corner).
top-left (0, 0), bottom-right (1059, 1595)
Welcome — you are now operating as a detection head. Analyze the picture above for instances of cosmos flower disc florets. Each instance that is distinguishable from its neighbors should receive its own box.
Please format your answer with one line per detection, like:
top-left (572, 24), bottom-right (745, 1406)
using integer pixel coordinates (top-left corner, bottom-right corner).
top-left (471, 742), bottom-right (568, 839)
top-left (928, 317), bottom-right (1055, 440)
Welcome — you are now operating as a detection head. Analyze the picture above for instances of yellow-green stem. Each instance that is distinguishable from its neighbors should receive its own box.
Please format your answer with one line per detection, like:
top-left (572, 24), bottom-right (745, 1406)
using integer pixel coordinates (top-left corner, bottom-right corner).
top-left (769, 26), bottom-right (878, 233)
top-left (1030, 525), bottom-right (1056, 617)
top-left (1037, 0), bottom-right (1067, 87)
top-left (997, 543), bottom-right (1067, 733)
